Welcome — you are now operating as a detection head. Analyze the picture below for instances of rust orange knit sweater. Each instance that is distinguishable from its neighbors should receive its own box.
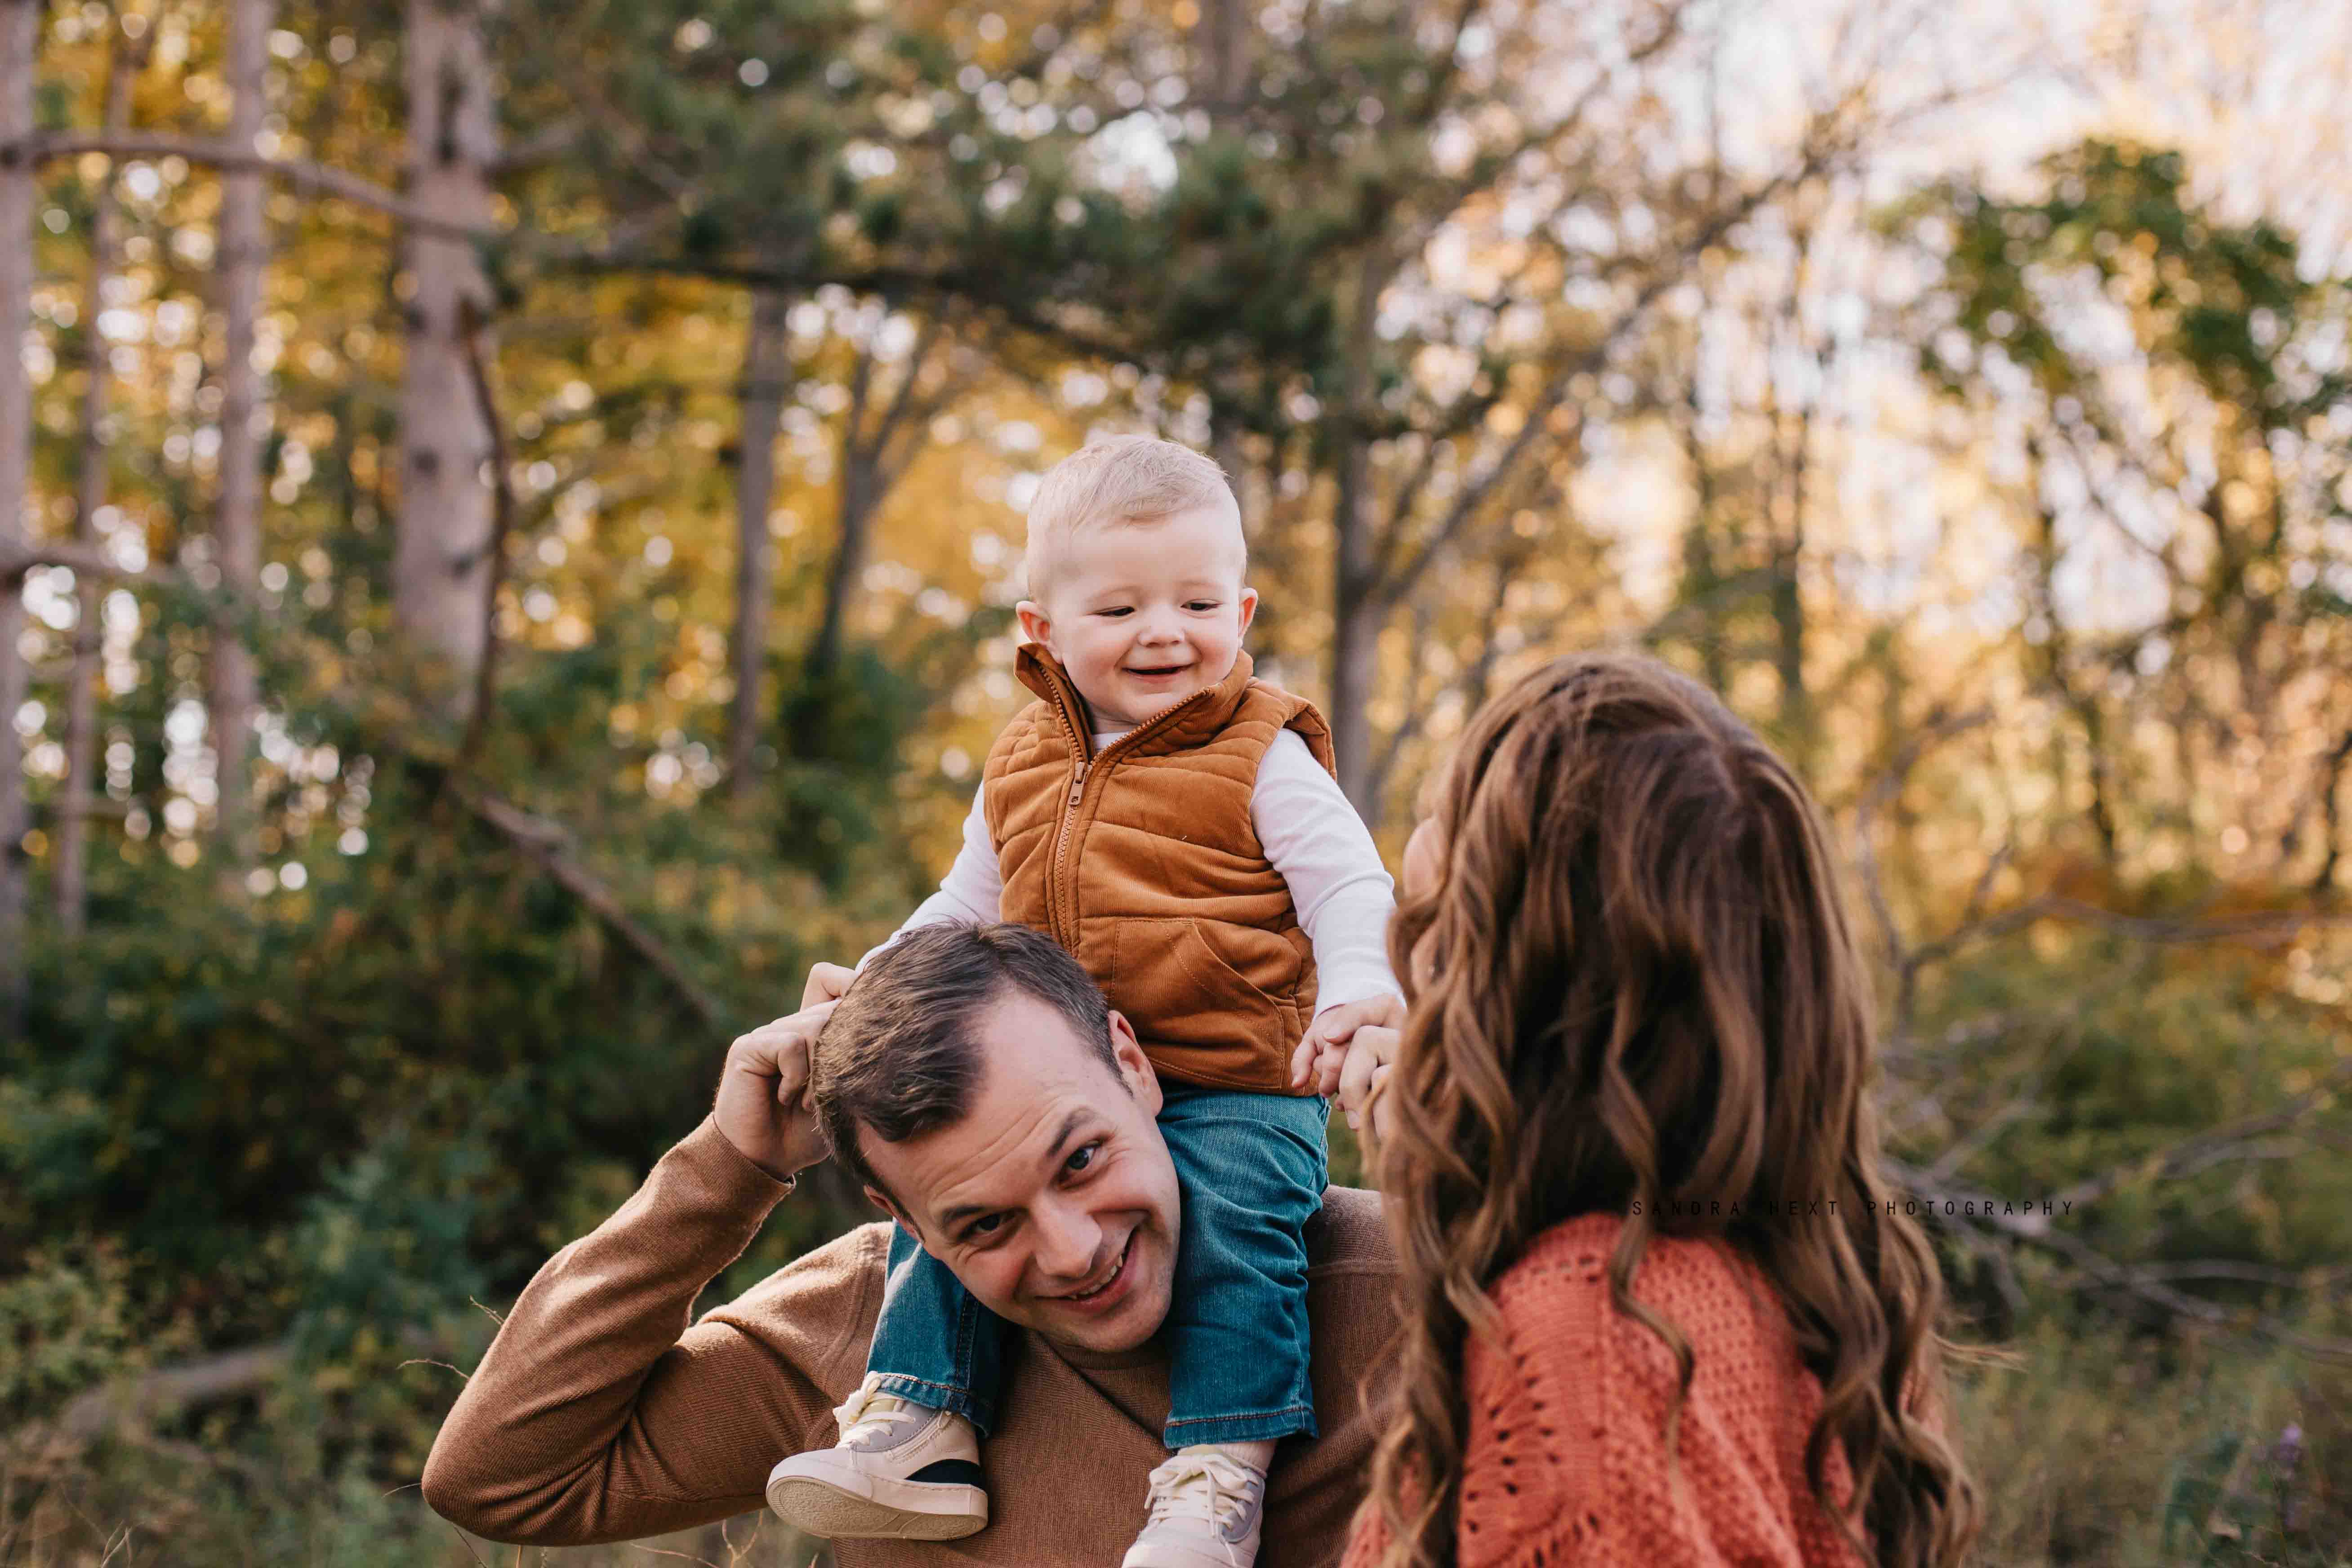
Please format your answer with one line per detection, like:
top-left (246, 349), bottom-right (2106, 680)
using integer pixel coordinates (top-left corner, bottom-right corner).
top-left (1343, 1213), bottom-right (1866, 1568)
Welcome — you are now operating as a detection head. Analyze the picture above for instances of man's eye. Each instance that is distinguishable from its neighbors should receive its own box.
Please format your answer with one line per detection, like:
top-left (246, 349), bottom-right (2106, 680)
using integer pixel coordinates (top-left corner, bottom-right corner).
top-left (1065, 1143), bottom-right (1100, 1175)
top-left (967, 1213), bottom-right (1007, 1240)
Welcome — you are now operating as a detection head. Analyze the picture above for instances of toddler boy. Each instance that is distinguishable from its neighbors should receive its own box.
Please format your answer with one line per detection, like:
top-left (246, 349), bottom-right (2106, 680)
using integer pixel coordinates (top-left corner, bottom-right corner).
top-left (766, 435), bottom-right (1398, 1568)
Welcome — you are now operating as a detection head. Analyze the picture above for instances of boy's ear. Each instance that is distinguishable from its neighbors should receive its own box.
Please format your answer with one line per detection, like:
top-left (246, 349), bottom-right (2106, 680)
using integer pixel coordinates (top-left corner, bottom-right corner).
top-left (1016, 600), bottom-right (1053, 650)
top-left (1235, 586), bottom-right (1258, 638)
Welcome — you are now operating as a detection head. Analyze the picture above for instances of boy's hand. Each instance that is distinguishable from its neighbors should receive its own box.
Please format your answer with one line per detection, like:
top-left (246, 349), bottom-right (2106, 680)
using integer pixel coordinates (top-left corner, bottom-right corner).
top-left (715, 1001), bottom-right (837, 1183)
top-left (803, 962), bottom-right (856, 1007)
top-left (1289, 992), bottom-right (1406, 1095)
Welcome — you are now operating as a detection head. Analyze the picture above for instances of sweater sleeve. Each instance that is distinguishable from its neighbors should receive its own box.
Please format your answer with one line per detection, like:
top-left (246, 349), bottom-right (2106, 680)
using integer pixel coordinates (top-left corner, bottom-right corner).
top-left (856, 783), bottom-right (1002, 971)
top-left (420, 1118), bottom-right (868, 1546)
top-left (1252, 729), bottom-right (1401, 1012)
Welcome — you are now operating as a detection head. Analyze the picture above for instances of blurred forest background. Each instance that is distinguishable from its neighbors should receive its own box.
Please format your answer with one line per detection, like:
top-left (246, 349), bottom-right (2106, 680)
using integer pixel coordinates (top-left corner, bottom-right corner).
top-left (3, 0), bottom-right (2351, 1562)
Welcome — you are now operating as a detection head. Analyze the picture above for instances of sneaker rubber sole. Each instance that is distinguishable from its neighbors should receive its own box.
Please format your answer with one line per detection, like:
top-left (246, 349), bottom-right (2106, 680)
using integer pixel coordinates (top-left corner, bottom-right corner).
top-left (765, 1458), bottom-right (988, 1541)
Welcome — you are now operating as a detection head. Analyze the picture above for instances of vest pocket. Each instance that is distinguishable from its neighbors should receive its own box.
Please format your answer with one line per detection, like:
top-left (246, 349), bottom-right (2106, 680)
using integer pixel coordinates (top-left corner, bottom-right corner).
top-left (1110, 917), bottom-right (1304, 1049)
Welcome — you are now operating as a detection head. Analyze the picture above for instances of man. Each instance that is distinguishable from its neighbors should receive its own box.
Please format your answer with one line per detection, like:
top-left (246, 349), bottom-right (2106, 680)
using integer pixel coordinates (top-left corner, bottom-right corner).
top-left (421, 923), bottom-right (1401, 1564)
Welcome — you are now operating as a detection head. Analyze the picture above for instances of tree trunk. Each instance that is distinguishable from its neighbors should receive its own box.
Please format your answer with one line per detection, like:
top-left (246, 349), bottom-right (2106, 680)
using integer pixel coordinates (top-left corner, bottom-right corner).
top-left (728, 287), bottom-right (789, 801)
top-left (1200, 0), bottom-right (1251, 117)
top-left (395, 0), bottom-right (499, 721)
top-left (2315, 726), bottom-right (2352, 896)
top-left (56, 25), bottom-right (142, 933)
top-left (801, 453), bottom-right (878, 710)
top-left (804, 335), bottom-right (882, 699)
top-left (210, 0), bottom-right (270, 870)
top-left (1671, 383), bottom-right (1733, 695)
top-left (1327, 251), bottom-right (1386, 818)
top-left (1198, 0), bottom-right (1250, 566)
top-left (2024, 441), bottom-right (2120, 874)
top-left (0, 0), bottom-right (40, 1007)
top-left (1328, 426), bottom-right (1382, 816)
top-left (1768, 536), bottom-right (1807, 758)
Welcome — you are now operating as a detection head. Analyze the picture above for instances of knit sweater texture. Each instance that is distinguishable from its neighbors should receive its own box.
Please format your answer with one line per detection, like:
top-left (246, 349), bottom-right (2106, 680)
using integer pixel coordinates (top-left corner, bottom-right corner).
top-left (1342, 1213), bottom-right (1865, 1568)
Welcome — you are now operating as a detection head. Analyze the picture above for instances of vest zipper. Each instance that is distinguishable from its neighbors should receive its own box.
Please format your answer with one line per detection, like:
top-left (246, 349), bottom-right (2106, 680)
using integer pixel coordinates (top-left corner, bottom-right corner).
top-left (1040, 662), bottom-right (1091, 949)
top-left (1036, 663), bottom-right (1221, 953)
top-left (1050, 759), bottom-right (1088, 946)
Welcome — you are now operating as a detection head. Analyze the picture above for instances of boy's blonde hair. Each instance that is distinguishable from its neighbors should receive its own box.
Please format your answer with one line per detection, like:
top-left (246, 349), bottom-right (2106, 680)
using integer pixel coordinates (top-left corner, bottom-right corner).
top-left (1023, 435), bottom-right (1240, 598)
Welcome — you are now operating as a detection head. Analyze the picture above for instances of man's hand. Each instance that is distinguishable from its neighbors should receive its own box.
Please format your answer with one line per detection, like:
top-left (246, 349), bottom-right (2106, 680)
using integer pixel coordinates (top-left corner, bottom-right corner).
top-left (1289, 993), bottom-right (1405, 1095)
top-left (715, 1001), bottom-right (837, 1182)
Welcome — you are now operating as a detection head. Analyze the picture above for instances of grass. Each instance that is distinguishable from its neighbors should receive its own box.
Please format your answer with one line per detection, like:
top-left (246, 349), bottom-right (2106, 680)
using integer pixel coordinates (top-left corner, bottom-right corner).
top-left (5, 1278), bottom-right (2347, 1565)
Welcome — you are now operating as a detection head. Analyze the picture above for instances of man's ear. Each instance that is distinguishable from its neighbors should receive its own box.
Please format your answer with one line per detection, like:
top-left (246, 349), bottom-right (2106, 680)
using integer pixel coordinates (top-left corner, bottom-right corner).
top-left (864, 1184), bottom-right (917, 1235)
top-left (1016, 601), bottom-right (1053, 651)
top-left (1106, 1009), bottom-right (1162, 1118)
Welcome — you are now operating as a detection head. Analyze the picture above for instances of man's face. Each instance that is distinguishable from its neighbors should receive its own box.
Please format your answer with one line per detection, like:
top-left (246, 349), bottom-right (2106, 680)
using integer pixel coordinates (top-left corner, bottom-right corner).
top-left (858, 993), bottom-right (1182, 1355)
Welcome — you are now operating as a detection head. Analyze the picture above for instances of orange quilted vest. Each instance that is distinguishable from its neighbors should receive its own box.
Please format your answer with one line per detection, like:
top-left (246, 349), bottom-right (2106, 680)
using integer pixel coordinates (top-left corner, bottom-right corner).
top-left (981, 644), bottom-right (1333, 1094)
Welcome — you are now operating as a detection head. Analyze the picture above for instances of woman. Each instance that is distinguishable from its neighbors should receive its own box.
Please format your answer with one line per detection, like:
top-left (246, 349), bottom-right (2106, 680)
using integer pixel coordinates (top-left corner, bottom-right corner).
top-left (1336, 652), bottom-right (1977, 1568)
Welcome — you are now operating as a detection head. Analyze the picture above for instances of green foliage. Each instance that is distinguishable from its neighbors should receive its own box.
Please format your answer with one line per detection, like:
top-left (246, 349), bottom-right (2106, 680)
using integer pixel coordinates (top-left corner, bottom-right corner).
top-left (1957, 1319), bottom-right (2352, 1565)
top-left (0, 1246), bottom-right (132, 1430)
top-left (1902, 940), bottom-right (2352, 1289)
top-left (1901, 140), bottom-right (2334, 411)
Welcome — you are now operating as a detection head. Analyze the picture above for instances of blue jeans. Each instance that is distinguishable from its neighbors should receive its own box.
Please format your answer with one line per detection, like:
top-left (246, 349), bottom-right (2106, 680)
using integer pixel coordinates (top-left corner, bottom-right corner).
top-left (866, 1084), bottom-right (1329, 1448)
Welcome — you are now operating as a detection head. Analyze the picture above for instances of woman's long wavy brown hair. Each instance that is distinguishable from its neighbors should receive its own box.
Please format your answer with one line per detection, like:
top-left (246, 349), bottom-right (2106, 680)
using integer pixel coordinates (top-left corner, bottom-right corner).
top-left (1360, 652), bottom-right (1977, 1568)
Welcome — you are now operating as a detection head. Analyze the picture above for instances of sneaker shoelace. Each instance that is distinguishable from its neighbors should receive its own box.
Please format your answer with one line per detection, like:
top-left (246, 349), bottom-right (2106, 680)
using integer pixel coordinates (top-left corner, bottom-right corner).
top-left (829, 1374), bottom-right (926, 1452)
top-left (1140, 1450), bottom-right (1257, 1542)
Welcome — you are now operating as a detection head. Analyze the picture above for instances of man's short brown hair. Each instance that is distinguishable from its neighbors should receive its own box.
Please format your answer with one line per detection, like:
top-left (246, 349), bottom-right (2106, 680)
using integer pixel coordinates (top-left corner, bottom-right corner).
top-left (811, 923), bottom-right (1119, 1201)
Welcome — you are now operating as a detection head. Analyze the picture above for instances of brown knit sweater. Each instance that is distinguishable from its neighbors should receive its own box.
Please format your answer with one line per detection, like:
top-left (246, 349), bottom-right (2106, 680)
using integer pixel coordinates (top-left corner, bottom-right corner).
top-left (422, 1118), bottom-right (1399, 1564)
top-left (1342, 1214), bottom-right (1866, 1568)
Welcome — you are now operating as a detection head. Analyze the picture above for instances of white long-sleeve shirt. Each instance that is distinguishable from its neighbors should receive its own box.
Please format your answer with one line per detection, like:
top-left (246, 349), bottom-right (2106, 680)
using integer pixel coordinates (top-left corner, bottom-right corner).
top-left (862, 727), bottom-right (1401, 1015)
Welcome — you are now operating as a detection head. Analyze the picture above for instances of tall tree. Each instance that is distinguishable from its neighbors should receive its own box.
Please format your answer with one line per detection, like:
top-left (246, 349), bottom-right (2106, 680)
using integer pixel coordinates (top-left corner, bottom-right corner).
top-left (802, 309), bottom-right (962, 705)
top-left (395, 0), bottom-right (499, 719)
top-left (1909, 140), bottom-right (2352, 887)
top-left (727, 285), bottom-right (789, 800)
top-left (56, 14), bottom-right (146, 932)
top-left (0, 0), bottom-right (39, 1004)
top-left (210, 0), bottom-right (271, 866)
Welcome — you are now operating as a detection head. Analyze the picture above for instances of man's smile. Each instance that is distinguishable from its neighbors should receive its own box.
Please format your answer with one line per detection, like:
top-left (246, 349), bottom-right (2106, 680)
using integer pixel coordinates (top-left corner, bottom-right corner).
top-left (1042, 1230), bottom-right (1137, 1314)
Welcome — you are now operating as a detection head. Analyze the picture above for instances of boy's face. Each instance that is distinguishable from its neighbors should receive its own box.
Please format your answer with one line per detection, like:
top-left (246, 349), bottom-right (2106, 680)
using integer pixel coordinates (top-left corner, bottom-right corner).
top-left (1016, 501), bottom-right (1257, 729)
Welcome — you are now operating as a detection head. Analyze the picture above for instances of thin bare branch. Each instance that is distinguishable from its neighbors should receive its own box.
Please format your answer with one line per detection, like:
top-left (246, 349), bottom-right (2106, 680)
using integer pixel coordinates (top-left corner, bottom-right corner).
top-left (1376, 147), bottom-right (1831, 609)
top-left (6, 131), bottom-right (483, 236)
top-left (0, 540), bottom-right (140, 586)
top-left (51, 1342), bottom-right (291, 1443)
top-left (456, 786), bottom-right (724, 1026)
top-left (1851, 707), bottom-right (1991, 1017)
top-left (2047, 1058), bottom-right (2352, 1215)
top-left (860, 307), bottom-right (950, 462)
top-left (456, 301), bottom-right (517, 772)
top-left (1905, 898), bottom-right (2352, 978)
top-left (1887, 1159), bottom-right (2352, 1361)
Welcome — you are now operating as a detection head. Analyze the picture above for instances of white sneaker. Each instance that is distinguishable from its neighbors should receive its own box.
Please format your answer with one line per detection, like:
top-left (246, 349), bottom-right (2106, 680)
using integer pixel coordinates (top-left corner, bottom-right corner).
top-left (764, 1373), bottom-right (989, 1540)
top-left (1119, 1446), bottom-right (1267, 1568)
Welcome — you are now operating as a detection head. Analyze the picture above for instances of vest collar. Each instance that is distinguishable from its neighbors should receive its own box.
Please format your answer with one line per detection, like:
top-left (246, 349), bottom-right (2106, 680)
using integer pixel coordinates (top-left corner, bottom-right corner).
top-left (1015, 644), bottom-right (1259, 758)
